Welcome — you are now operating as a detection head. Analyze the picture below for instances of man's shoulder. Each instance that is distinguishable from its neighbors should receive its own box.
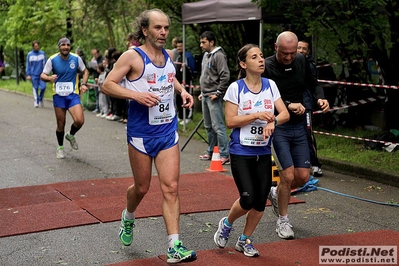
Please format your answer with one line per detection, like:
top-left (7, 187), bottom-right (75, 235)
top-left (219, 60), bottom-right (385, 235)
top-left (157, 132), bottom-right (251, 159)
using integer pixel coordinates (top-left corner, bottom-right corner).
top-left (49, 53), bottom-right (60, 60)
top-left (265, 54), bottom-right (276, 63)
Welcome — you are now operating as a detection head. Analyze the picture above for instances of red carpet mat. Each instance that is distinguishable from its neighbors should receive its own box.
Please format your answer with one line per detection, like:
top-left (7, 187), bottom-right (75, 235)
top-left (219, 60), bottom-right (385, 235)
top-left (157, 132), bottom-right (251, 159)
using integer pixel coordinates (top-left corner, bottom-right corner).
top-left (0, 185), bottom-right (99, 237)
top-left (0, 172), bottom-right (305, 237)
top-left (108, 230), bottom-right (399, 266)
top-left (51, 172), bottom-right (304, 223)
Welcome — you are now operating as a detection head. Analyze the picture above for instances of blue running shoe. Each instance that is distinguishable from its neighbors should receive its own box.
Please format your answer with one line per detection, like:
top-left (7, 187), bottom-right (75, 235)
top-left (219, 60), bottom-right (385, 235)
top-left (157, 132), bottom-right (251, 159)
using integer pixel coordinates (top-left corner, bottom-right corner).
top-left (214, 217), bottom-right (233, 248)
top-left (235, 237), bottom-right (259, 257)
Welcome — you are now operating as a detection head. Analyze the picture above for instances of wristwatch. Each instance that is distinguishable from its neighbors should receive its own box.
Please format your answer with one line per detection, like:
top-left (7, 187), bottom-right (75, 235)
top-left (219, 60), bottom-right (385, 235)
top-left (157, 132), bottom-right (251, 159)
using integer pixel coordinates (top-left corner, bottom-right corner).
top-left (284, 100), bottom-right (291, 107)
top-left (81, 83), bottom-right (87, 87)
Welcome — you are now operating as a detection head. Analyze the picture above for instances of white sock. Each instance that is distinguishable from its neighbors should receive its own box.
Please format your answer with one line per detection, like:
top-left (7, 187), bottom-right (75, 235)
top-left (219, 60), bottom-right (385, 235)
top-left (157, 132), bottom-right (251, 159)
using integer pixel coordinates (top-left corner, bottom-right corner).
top-left (279, 215), bottom-right (288, 221)
top-left (168, 234), bottom-right (179, 249)
top-left (271, 186), bottom-right (277, 196)
top-left (124, 209), bottom-right (135, 220)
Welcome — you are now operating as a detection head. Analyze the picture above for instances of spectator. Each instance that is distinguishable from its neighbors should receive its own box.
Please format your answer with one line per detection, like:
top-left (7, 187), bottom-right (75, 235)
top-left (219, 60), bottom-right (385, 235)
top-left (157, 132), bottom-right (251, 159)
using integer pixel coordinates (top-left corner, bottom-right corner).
top-left (90, 48), bottom-right (104, 114)
top-left (75, 48), bottom-right (87, 88)
top-left (175, 39), bottom-right (195, 125)
top-left (198, 30), bottom-right (230, 165)
top-left (0, 59), bottom-right (4, 76)
top-left (297, 40), bottom-right (323, 177)
top-left (95, 60), bottom-right (110, 118)
top-left (105, 49), bottom-right (124, 122)
top-left (126, 33), bottom-right (141, 50)
top-left (26, 40), bottom-right (47, 108)
top-left (171, 36), bottom-right (180, 61)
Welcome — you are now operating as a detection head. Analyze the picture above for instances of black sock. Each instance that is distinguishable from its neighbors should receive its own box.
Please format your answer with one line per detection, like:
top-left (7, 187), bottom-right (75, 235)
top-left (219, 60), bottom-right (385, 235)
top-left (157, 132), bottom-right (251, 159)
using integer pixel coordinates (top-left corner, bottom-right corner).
top-left (70, 124), bottom-right (80, 136)
top-left (56, 131), bottom-right (64, 146)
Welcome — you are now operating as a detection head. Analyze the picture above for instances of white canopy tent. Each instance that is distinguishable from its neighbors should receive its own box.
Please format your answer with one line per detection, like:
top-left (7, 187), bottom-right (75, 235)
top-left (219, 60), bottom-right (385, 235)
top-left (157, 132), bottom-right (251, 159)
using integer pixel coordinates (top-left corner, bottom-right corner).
top-left (180, 0), bottom-right (263, 84)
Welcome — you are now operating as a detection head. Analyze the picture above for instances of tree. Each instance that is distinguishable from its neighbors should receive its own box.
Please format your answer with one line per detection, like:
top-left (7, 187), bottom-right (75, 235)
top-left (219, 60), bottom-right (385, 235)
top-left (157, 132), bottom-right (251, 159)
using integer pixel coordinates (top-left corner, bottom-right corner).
top-left (254, 0), bottom-right (399, 129)
top-left (0, 0), bottom-right (147, 70)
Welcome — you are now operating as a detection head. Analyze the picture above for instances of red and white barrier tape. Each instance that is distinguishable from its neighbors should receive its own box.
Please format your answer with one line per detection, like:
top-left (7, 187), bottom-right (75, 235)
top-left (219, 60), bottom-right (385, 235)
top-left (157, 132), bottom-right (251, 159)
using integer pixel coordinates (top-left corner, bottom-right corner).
top-left (316, 59), bottom-right (363, 68)
top-left (313, 130), bottom-right (397, 146)
top-left (318, 79), bottom-right (399, 90)
top-left (313, 96), bottom-right (384, 114)
top-left (85, 83), bottom-right (98, 88)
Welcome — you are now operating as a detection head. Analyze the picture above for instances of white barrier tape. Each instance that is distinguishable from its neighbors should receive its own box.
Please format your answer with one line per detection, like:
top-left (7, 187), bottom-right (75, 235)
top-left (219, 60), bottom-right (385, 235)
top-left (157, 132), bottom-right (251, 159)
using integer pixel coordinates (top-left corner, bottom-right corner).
top-left (313, 130), bottom-right (397, 146)
top-left (313, 96), bottom-right (384, 114)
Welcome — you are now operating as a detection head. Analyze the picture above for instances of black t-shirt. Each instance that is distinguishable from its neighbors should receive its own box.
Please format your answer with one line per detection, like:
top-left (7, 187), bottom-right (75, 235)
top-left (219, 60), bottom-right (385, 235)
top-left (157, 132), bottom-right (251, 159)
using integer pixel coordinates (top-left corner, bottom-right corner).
top-left (263, 53), bottom-right (324, 124)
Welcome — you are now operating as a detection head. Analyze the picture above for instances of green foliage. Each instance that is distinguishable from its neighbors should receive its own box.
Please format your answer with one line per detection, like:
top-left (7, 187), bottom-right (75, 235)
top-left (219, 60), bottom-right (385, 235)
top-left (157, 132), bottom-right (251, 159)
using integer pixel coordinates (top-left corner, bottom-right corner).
top-left (0, 0), bottom-right (148, 69)
top-left (253, 0), bottom-right (399, 86)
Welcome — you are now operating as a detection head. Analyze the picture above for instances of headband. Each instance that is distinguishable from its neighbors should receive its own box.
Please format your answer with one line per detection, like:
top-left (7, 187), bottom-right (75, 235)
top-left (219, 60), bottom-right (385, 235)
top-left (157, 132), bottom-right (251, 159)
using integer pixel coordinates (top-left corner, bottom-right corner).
top-left (58, 37), bottom-right (71, 47)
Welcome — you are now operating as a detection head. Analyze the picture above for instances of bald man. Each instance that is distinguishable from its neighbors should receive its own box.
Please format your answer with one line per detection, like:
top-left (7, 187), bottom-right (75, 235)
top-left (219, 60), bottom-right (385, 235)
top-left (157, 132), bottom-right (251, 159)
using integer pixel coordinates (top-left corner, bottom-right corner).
top-left (263, 31), bottom-right (329, 239)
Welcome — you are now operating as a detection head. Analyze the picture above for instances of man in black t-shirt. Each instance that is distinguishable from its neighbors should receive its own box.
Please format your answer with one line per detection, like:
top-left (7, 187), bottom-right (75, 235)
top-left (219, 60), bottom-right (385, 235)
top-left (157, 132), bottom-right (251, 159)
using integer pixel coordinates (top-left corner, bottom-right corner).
top-left (263, 31), bottom-right (329, 239)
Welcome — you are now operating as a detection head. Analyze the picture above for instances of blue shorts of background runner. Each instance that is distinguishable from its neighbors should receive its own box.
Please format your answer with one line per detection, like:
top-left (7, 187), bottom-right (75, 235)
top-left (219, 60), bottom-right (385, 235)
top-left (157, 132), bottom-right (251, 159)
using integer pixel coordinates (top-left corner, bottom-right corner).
top-left (53, 93), bottom-right (81, 109)
top-left (272, 123), bottom-right (310, 170)
top-left (127, 131), bottom-right (179, 158)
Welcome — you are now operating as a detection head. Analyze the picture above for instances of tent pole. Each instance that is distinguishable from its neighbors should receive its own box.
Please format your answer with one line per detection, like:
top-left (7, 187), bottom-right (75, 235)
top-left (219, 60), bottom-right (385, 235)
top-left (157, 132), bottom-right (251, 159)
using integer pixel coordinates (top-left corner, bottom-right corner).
top-left (182, 24), bottom-right (187, 129)
top-left (259, 20), bottom-right (263, 51)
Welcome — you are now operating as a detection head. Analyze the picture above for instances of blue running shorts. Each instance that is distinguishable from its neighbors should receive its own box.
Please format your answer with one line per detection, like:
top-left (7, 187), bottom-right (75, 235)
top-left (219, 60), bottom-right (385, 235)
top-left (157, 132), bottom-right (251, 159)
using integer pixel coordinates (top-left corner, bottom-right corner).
top-left (272, 123), bottom-right (310, 170)
top-left (128, 131), bottom-right (179, 157)
top-left (53, 93), bottom-right (81, 109)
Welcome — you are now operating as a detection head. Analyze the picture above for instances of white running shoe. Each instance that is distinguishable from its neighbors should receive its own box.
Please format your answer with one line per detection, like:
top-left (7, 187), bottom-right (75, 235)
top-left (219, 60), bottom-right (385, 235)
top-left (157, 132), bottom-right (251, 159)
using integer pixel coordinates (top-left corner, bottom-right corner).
top-left (56, 146), bottom-right (65, 159)
top-left (276, 219), bottom-right (294, 239)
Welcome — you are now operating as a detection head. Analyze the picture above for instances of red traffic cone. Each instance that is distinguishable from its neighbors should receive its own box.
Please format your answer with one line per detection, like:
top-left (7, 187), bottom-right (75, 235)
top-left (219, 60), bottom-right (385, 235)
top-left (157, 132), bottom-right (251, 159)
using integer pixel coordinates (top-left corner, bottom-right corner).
top-left (206, 146), bottom-right (227, 172)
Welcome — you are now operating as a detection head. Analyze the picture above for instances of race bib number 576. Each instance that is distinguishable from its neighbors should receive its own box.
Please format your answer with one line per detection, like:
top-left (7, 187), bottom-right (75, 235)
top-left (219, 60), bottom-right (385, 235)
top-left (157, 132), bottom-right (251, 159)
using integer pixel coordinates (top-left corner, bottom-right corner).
top-left (55, 82), bottom-right (74, 96)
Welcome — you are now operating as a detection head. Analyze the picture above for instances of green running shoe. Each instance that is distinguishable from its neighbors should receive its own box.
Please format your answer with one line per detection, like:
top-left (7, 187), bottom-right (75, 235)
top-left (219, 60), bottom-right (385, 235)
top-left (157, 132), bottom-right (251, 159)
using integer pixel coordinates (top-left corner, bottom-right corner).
top-left (119, 209), bottom-right (135, 246)
top-left (65, 132), bottom-right (78, 150)
top-left (167, 240), bottom-right (197, 263)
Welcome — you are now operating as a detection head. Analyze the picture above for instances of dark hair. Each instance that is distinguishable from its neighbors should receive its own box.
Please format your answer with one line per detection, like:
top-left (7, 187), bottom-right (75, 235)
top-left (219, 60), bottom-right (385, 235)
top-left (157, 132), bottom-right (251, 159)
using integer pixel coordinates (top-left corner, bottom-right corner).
top-left (32, 40), bottom-right (39, 47)
top-left (112, 51), bottom-right (122, 61)
top-left (75, 48), bottom-right (84, 57)
top-left (106, 47), bottom-right (116, 60)
top-left (132, 9), bottom-right (170, 44)
top-left (236, 44), bottom-right (259, 79)
top-left (200, 31), bottom-right (216, 45)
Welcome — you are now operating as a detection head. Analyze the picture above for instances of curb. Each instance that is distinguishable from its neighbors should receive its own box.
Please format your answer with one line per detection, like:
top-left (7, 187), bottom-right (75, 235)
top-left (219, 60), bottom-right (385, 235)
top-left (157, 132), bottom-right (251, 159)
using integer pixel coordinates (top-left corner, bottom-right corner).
top-left (320, 157), bottom-right (399, 188)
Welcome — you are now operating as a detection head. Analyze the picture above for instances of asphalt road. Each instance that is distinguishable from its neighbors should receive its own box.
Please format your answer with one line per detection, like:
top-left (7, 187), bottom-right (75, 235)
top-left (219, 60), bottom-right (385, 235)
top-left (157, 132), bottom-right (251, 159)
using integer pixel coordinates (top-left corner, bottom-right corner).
top-left (0, 89), bottom-right (398, 266)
